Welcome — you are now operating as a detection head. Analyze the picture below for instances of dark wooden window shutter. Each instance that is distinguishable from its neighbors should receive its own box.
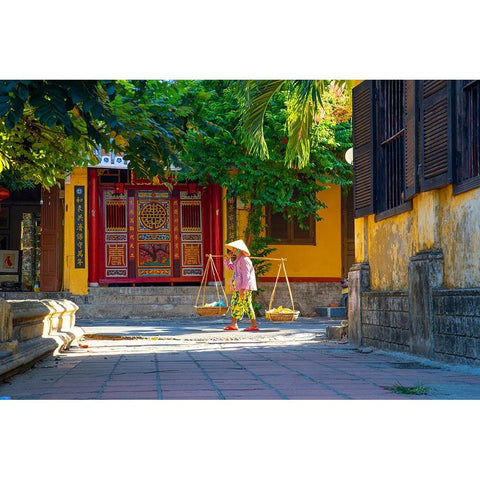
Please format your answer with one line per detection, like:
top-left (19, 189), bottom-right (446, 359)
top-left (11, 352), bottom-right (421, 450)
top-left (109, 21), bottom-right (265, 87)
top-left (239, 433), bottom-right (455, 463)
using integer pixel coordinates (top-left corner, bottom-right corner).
top-left (419, 80), bottom-right (453, 191)
top-left (404, 80), bottom-right (418, 199)
top-left (453, 80), bottom-right (480, 195)
top-left (353, 80), bottom-right (376, 218)
top-left (266, 206), bottom-right (315, 244)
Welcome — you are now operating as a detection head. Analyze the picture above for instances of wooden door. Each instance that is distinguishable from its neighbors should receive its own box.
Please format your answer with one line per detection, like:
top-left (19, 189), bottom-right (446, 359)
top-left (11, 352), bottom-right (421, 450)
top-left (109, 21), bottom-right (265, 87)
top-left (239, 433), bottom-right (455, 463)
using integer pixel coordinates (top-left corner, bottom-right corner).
top-left (341, 188), bottom-right (355, 278)
top-left (40, 186), bottom-right (62, 291)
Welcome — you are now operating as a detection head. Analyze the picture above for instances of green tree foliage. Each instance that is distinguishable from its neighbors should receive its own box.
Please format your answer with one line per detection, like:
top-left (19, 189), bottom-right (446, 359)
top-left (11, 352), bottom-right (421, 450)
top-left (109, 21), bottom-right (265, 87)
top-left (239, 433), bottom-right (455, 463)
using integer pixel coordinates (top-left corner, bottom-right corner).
top-left (178, 80), bottom-right (353, 262)
top-left (0, 80), bottom-right (202, 188)
top-left (237, 80), bottom-right (353, 168)
top-left (108, 80), bottom-right (209, 180)
top-left (0, 80), bottom-right (118, 187)
top-left (0, 80), bottom-right (352, 261)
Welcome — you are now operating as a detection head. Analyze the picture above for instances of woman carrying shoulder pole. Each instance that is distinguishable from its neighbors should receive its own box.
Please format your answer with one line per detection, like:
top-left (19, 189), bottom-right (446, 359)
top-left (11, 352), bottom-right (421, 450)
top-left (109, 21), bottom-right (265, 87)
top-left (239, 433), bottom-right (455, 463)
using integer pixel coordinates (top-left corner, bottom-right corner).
top-left (223, 239), bottom-right (259, 331)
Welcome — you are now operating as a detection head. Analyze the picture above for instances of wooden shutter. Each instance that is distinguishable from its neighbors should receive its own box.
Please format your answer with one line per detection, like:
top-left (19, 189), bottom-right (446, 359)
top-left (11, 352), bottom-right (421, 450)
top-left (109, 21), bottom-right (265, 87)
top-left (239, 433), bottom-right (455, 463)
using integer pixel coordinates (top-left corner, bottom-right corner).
top-left (353, 80), bottom-right (376, 218)
top-left (404, 80), bottom-right (418, 199)
top-left (453, 80), bottom-right (480, 195)
top-left (419, 80), bottom-right (453, 191)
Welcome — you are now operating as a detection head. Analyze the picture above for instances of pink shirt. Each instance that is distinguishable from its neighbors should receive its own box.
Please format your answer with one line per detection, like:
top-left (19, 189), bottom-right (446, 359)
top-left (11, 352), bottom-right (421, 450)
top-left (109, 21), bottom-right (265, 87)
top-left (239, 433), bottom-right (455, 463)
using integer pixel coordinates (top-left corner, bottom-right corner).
top-left (224, 255), bottom-right (257, 292)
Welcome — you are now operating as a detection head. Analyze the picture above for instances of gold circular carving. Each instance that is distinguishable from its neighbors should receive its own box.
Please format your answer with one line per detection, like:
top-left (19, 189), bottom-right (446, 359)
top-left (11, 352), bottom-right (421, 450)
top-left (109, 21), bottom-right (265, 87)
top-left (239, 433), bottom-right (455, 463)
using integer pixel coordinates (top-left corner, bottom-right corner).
top-left (140, 202), bottom-right (167, 230)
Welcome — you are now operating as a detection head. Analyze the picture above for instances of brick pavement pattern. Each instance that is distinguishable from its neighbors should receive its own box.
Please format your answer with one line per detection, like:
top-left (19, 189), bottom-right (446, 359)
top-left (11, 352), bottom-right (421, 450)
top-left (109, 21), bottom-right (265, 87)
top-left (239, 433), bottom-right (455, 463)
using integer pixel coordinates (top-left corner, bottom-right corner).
top-left (2, 317), bottom-right (480, 400)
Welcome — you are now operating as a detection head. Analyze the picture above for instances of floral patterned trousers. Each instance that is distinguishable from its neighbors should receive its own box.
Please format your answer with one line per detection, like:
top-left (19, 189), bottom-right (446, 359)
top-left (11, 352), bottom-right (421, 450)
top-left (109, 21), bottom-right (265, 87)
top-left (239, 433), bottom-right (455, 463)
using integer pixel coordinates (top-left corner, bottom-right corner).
top-left (231, 279), bottom-right (256, 321)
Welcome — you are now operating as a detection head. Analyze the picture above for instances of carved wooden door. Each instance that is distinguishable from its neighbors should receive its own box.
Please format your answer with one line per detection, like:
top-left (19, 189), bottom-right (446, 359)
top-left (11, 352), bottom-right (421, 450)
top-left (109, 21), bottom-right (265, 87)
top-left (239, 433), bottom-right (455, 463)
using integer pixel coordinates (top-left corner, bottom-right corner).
top-left (98, 186), bottom-right (206, 284)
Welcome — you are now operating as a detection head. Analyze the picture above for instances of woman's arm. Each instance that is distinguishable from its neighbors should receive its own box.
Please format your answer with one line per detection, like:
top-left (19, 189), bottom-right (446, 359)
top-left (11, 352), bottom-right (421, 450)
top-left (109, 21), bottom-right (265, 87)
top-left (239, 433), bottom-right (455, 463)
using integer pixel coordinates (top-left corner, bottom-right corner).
top-left (224, 251), bottom-right (235, 271)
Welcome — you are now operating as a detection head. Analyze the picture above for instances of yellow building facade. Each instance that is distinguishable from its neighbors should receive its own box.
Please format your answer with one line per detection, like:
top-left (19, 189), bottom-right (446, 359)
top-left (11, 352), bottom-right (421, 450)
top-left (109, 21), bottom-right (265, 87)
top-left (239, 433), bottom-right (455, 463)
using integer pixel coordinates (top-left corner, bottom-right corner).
top-left (223, 184), bottom-right (350, 314)
top-left (224, 184), bottom-right (344, 284)
top-left (355, 185), bottom-right (480, 292)
top-left (350, 80), bottom-right (480, 365)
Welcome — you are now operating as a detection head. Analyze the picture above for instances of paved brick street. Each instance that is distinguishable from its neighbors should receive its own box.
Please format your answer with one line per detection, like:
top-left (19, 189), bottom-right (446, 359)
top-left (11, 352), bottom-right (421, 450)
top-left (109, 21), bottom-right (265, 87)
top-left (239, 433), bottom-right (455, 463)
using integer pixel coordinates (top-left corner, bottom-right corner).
top-left (2, 316), bottom-right (480, 400)
top-left (2, 317), bottom-right (479, 480)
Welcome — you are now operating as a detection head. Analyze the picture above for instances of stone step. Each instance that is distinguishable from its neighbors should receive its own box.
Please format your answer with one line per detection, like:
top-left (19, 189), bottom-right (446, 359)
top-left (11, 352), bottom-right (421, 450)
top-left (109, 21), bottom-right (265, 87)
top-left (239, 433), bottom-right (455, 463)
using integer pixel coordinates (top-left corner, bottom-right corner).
top-left (315, 306), bottom-right (346, 318)
top-left (76, 303), bottom-right (203, 319)
top-left (80, 294), bottom-right (203, 305)
top-left (1, 291), bottom-right (71, 301)
top-left (2, 286), bottom-right (227, 320)
top-left (86, 286), bottom-right (220, 296)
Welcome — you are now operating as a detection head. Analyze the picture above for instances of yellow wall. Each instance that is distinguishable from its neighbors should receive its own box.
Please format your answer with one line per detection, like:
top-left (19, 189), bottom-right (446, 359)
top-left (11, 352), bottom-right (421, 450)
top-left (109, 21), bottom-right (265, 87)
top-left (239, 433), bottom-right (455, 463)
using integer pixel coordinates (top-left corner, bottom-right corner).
top-left (358, 185), bottom-right (480, 290)
top-left (354, 217), bottom-right (366, 263)
top-left (221, 188), bottom-right (232, 293)
top-left (222, 184), bottom-right (343, 292)
top-left (364, 207), bottom-right (414, 290)
top-left (263, 184), bottom-right (342, 279)
top-left (63, 167), bottom-right (89, 295)
top-left (439, 186), bottom-right (480, 288)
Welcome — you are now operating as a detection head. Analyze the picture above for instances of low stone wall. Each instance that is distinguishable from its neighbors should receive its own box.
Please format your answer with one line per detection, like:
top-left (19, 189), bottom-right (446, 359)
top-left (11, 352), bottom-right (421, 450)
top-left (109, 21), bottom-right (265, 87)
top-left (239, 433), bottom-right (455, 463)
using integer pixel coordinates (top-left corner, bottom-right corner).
top-left (356, 286), bottom-right (480, 365)
top-left (362, 291), bottom-right (410, 352)
top-left (256, 281), bottom-right (341, 316)
top-left (2, 283), bottom-right (343, 319)
top-left (350, 252), bottom-right (480, 365)
top-left (433, 289), bottom-right (480, 365)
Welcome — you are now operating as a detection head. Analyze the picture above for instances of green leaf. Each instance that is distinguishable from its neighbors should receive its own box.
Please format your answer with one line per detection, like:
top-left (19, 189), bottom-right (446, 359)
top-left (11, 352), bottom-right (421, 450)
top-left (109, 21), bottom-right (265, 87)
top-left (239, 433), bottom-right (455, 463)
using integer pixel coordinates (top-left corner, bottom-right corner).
top-left (83, 97), bottom-right (96, 112)
top-left (103, 82), bottom-right (116, 96)
top-left (29, 94), bottom-right (47, 108)
top-left (68, 84), bottom-right (88, 104)
top-left (91, 103), bottom-right (103, 119)
top-left (0, 81), bottom-right (18, 93)
top-left (16, 84), bottom-right (30, 101)
top-left (106, 115), bottom-right (117, 128)
top-left (0, 102), bottom-right (10, 116)
top-left (4, 114), bottom-right (15, 130)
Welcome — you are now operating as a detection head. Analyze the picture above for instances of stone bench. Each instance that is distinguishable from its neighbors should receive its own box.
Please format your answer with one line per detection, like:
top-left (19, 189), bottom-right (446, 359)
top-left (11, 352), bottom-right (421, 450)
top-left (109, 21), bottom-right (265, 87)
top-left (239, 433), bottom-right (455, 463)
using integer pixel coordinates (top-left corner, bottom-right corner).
top-left (0, 298), bottom-right (83, 380)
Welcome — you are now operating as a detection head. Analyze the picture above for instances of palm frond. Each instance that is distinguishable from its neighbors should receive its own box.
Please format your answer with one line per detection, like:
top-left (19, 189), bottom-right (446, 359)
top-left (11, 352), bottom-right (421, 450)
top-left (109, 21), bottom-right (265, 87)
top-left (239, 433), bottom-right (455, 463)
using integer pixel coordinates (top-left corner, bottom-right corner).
top-left (285, 94), bottom-right (314, 168)
top-left (283, 81), bottom-right (326, 168)
top-left (239, 80), bottom-right (285, 159)
top-left (290, 80), bottom-right (326, 112)
top-left (238, 79), bottom-right (352, 168)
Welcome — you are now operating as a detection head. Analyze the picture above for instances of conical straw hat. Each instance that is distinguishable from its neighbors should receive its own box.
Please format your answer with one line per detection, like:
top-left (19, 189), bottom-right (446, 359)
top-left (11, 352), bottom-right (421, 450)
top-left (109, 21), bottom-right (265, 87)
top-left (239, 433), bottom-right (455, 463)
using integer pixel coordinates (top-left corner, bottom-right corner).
top-left (225, 239), bottom-right (251, 256)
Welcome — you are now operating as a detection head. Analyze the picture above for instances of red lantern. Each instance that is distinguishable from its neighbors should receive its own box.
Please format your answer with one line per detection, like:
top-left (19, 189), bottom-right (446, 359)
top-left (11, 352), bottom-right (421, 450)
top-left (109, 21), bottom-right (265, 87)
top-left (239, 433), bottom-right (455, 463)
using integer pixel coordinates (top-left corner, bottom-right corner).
top-left (0, 187), bottom-right (10, 201)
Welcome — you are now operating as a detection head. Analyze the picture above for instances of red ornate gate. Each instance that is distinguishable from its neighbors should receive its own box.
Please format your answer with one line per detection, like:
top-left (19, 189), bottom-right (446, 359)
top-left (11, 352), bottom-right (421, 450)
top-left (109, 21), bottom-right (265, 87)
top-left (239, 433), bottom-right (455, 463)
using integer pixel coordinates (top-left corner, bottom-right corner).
top-left (95, 179), bottom-right (214, 285)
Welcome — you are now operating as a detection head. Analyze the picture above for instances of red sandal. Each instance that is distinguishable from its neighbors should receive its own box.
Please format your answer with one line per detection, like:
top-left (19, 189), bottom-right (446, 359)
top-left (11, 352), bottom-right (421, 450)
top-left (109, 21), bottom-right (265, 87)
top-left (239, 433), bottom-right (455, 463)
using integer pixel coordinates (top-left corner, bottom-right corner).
top-left (244, 326), bottom-right (259, 331)
top-left (223, 325), bottom-right (238, 331)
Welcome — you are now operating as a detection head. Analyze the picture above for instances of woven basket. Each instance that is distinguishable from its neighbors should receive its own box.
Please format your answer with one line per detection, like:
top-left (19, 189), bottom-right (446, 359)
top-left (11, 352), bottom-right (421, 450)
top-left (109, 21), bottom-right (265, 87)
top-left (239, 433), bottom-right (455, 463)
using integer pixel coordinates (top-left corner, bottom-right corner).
top-left (266, 310), bottom-right (299, 322)
top-left (195, 305), bottom-right (229, 317)
top-left (195, 255), bottom-right (229, 317)
top-left (266, 259), bottom-right (298, 322)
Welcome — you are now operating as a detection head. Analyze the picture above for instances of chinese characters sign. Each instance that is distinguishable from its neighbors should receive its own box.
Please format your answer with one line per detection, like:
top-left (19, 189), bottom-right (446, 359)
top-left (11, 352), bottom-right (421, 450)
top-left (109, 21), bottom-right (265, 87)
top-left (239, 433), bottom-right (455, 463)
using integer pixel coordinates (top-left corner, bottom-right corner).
top-left (74, 186), bottom-right (85, 268)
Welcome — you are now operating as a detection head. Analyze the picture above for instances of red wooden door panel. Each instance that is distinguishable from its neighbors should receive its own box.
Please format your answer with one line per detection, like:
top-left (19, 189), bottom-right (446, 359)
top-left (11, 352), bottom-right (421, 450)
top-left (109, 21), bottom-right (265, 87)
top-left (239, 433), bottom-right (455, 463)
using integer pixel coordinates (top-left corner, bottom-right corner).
top-left (97, 185), bottom-right (206, 284)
